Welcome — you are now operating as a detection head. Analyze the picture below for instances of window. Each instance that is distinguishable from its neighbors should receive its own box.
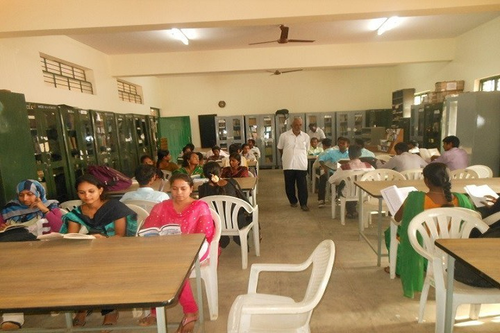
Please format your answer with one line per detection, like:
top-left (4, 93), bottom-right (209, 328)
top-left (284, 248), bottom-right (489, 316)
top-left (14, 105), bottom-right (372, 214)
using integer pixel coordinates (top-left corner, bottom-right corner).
top-left (117, 80), bottom-right (143, 104)
top-left (479, 75), bottom-right (500, 92)
top-left (40, 55), bottom-right (93, 94)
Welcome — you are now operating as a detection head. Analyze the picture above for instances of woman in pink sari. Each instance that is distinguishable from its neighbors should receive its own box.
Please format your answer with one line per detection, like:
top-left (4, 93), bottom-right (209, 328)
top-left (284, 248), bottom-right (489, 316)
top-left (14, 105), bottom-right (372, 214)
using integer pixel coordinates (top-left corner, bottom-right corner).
top-left (138, 173), bottom-right (214, 333)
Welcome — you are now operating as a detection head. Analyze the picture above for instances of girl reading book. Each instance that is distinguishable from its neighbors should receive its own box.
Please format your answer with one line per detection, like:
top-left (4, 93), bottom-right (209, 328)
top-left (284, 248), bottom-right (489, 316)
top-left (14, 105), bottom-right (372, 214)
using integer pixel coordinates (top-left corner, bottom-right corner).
top-left (137, 173), bottom-right (214, 333)
top-left (388, 163), bottom-right (475, 298)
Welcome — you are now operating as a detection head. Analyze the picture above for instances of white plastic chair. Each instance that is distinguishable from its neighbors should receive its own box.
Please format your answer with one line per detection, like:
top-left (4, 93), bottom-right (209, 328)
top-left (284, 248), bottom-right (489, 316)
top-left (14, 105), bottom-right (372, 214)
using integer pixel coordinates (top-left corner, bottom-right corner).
top-left (227, 240), bottom-right (336, 333)
top-left (330, 170), bottom-right (367, 225)
top-left (125, 203), bottom-right (150, 235)
top-left (189, 208), bottom-right (222, 320)
top-left (466, 165), bottom-right (493, 178)
top-left (449, 168), bottom-right (479, 180)
top-left (407, 207), bottom-right (500, 333)
top-left (59, 200), bottom-right (82, 211)
top-left (389, 208), bottom-right (481, 280)
top-left (484, 211), bottom-right (500, 226)
top-left (200, 195), bottom-right (260, 269)
top-left (400, 168), bottom-right (424, 180)
top-left (120, 199), bottom-right (158, 213)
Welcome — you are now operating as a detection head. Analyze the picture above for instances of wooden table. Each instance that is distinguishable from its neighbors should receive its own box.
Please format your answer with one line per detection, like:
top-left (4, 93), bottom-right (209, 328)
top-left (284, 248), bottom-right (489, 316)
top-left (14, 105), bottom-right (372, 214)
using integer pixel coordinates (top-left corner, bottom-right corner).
top-left (355, 177), bottom-right (500, 266)
top-left (110, 177), bottom-right (258, 206)
top-left (435, 239), bottom-right (500, 333)
top-left (0, 235), bottom-right (206, 333)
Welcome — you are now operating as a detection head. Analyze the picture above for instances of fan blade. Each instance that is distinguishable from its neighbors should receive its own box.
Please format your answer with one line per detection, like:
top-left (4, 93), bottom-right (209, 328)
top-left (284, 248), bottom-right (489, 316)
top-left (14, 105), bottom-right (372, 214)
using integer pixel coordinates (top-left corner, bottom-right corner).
top-left (287, 39), bottom-right (315, 43)
top-left (281, 69), bottom-right (303, 74)
top-left (278, 25), bottom-right (289, 43)
top-left (249, 40), bottom-right (278, 45)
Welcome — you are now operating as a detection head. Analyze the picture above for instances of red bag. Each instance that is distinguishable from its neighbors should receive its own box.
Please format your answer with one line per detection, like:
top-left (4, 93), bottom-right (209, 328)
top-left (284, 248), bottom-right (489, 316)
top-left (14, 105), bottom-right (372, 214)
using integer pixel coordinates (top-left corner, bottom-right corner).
top-left (87, 165), bottom-right (132, 191)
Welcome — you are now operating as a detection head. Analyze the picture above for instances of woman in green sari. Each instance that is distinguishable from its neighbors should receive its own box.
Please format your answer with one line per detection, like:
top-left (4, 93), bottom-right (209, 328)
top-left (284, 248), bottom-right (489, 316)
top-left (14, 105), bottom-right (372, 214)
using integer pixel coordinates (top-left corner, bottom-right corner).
top-left (390, 163), bottom-right (474, 298)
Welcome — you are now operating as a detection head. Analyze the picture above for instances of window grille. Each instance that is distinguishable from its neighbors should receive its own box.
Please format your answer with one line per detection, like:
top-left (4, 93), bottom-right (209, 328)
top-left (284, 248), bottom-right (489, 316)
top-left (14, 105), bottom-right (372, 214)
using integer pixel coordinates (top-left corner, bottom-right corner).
top-left (479, 75), bottom-right (500, 92)
top-left (117, 80), bottom-right (143, 104)
top-left (40, 55), bottom-right (93, 94)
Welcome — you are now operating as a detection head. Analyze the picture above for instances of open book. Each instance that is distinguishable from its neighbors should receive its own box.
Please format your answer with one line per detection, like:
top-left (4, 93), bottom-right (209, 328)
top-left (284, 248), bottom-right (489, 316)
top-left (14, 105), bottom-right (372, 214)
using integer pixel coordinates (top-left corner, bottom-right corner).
top-left (137, 224), bottom-right (182, 237)
top-left (380, 185), bottom-right (418, 216)
top-left (37, 233), bottom-right (96, 240)
top-left (464, 185), bottom-right (499, 208)
top-left (0, 224), bottom-right (27, 233)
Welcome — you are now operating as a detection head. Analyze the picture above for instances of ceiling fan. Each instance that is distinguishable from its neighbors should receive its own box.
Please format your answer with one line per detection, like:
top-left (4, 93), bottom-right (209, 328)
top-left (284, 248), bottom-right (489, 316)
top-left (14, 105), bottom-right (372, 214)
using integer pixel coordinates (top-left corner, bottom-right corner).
top-left (267, 69), bottom-right (303, 75)
top-left (249, 25), bottom-right (315, 45)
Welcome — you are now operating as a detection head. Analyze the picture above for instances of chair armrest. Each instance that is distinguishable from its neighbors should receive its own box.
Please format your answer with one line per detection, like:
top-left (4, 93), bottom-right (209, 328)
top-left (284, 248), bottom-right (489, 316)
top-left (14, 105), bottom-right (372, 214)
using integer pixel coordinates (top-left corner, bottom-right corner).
top-left (241, 302), bottom-right (310, 315)
top-left (484, 211), bottom-right (500, 226)
top-left (247, 262), bottom-right (311, 293)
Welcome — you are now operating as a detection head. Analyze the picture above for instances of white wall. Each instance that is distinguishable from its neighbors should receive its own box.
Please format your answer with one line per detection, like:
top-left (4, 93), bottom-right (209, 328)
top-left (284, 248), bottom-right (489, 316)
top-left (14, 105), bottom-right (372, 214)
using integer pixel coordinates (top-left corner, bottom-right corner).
top-left (0, 35), bottom-right (162, 114)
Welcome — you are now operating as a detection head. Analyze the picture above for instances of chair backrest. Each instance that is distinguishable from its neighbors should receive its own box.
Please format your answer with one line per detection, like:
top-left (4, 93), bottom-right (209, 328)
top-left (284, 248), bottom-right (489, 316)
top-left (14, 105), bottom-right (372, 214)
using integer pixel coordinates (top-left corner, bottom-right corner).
top-left (376, 154), bottom-right (393, 162)
top-left (360, 169), bottom-right (406, 182)
top-left (407, 208), bottom-right (489, 281)
top-left (302, 240), bottom-right (336, 309)
top-left (400, 168), bottom-right (424, 180)
top-left (125, 203), bottom-right (150, 235)
top-left (466, 165), bottom-right (493, 178)
top-left (484, 211), bottom-right (500, 226)
top-left (336, 170), bottom-right (367, 199)
top-left (248, 171), bottom-right (255, 177)
top-left (199, 195), bottom-right (255, 232)
top-left (161, 170), bottom-right (172, 180)
top-left (121, 199), bottom-right (158, 213)
top-left (449, 168), bottom-right (479, 180)
top-left (59, 200), bottom-right (82, 211)
top-left (208, 208), bottom-right (222, 262)
top-left (59, 208), bottom-right (69, 215)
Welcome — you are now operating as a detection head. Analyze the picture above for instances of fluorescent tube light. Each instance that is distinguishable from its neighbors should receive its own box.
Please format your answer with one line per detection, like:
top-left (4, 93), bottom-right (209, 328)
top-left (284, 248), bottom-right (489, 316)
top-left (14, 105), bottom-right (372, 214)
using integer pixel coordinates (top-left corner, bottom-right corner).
top-left (377, 16), bottom-right (402, 35)
top-left (170, 28), bottom-right (189, 45)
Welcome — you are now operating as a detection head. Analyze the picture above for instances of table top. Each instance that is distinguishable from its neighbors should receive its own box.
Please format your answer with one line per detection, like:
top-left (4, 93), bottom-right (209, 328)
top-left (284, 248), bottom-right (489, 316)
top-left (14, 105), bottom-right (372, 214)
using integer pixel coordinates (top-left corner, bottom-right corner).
top-left (0, 234), bottom-right (205, 312)
top-left (435, 238), bottom-right (500, 289)
top-left (355, 177), bottom-right (500, 198)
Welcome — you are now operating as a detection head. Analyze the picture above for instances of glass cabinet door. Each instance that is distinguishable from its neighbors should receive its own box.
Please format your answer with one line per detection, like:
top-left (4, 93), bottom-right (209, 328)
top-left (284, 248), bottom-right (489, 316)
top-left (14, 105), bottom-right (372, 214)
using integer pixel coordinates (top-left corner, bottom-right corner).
top-left (338, 113), bottom-right (348, 137)
top-left (232, 118), bottom-right (242, 141)
top-left (246, 116), bottom-right (258, 141)
top-left (262, 116), bottom-right (274, 165)
top-left (79, 109), bottom-right (96, 164)
top-left (353, 113), bottom-right (364, 136)
top-left (323, 115), bottom-right (333, 138)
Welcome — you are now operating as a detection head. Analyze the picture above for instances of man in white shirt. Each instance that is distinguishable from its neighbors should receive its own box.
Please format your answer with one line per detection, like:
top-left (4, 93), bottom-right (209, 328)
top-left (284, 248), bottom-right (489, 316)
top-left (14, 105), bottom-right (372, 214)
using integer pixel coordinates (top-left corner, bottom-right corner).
top-left (247, 139), bottom-right (261, 159)
top-left (307, 123), bottom-right (326, 141)
top-left (121, 165), bottom-right (169, 203)
top-left (376, 142), bottom-right (428, 172)
top-left (277, 117), bottom-right (310, 211)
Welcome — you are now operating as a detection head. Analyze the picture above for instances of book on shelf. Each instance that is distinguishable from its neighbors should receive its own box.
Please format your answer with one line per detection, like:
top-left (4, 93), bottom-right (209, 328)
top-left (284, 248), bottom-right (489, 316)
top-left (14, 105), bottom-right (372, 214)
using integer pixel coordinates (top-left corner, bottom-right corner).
top-left (464, 185), bottom-right (499, 208)
top-left (137, 224), bottom-right (182, 237)
top-left (380, 185), bottom-right (418, 216)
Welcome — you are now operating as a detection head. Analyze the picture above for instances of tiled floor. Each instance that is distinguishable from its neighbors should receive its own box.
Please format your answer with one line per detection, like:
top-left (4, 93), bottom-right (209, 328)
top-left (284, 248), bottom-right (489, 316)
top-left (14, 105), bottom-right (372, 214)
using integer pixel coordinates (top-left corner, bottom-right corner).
top-left (15, 169), bottom-right (500, 332)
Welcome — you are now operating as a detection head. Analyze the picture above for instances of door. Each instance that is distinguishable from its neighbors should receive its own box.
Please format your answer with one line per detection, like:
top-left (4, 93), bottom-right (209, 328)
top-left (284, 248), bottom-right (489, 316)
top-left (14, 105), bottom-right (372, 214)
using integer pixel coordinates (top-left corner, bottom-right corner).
top-left (116, 114), bottom-right (138, 177)
top-left (91, 111), bottom-right (121, 170)
top-left (215, 116), bottom-right (245, 149)
top-left (423, 103), bottom-right (443, 149)
top-left (245, 114), bottom-right (276, 168)
top-left (199, 114), bottom-right (217, 148)
top-left (147, 114), bottom-right (159, 159)
top-left (158, 116), bottom-right (192, 158)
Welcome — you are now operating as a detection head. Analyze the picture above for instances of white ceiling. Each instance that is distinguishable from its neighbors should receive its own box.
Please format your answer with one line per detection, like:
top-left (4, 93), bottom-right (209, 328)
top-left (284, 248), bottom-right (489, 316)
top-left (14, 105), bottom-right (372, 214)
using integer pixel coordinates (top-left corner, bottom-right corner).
top-left (67, 12), bottom-right (500, 55)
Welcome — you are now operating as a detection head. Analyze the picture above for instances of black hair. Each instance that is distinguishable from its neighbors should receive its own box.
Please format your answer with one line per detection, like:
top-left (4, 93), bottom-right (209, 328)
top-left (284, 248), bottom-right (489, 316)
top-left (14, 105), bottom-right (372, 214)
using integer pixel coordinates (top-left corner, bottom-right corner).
top-left (241, 143), bottom-right (250, 149)
top-left (196, 152), bottom-right (204, 161)
top-left (309, 123), bottom-right (317, 128)
top-left (211, 145), bottom-right (221, 152)
top-left (169, 173), bottom-right (194, 188)
top-left (394, 142), bottom-right (409, 153)
top-left (185, 143), bottom-right (195, 151)
top-left (443, 135), bottom-right (460, 147)
top-left (157, 150), bottom-right (170, 160)
top-left (140, 154), bottom-right (153, 164)
top-left (182, 151), bottom-right (197, 167)
top-left (354, 138), bottom-right (365, 147)
top-left (348, 145), bottom-right (362, 159)
top-left (228, 143), bottom-right (241, 155)
top-left (76, 174), bottom-right (107, 200)
top-left (202, 162), bottom-right (227, 195)
top-left (337, 136), bottom-right (350, 144)
top-left (310, 137), bottom-right (319, 143)
top-left (247, 139), bottom-right (256, 145)
top-left (423, 163), bottom-right (453, 206)
top-left (134, 164), bottom-right (157, 186)
top-left (229, 153), bottom-right (242, 165)
top-left (322, 138), bottom-right (332, 147)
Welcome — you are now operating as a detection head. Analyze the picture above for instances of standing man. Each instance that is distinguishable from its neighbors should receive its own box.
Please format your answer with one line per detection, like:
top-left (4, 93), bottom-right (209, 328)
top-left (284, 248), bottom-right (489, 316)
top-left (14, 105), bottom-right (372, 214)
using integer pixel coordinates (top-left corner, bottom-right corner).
top-left (307, 123), bottom-right (326, 141)
top-left (277, 117), bottom-right (310, 211)
top-left (430, 135), bottom-right (468, 170)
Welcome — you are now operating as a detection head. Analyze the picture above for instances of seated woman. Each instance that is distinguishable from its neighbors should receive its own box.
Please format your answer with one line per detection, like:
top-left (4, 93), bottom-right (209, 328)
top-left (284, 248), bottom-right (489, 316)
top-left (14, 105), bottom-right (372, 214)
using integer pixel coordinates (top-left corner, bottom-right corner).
top-left (199, 161), bottom-right (251, 248)
top-left (388, 163), bottom-right (474, 298)
top-left (221, 153), bottom-right (249, 178)
top-left (174, 151), bottom-right (204, 178)
top-left (137, 173), bottom-right (214, 333)
top-left (60, 174), bottom-right (137, 329)
top-left (157, 149), bottom-right (179, 172)
top-left (0, 179), bottom-right (63, 331)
